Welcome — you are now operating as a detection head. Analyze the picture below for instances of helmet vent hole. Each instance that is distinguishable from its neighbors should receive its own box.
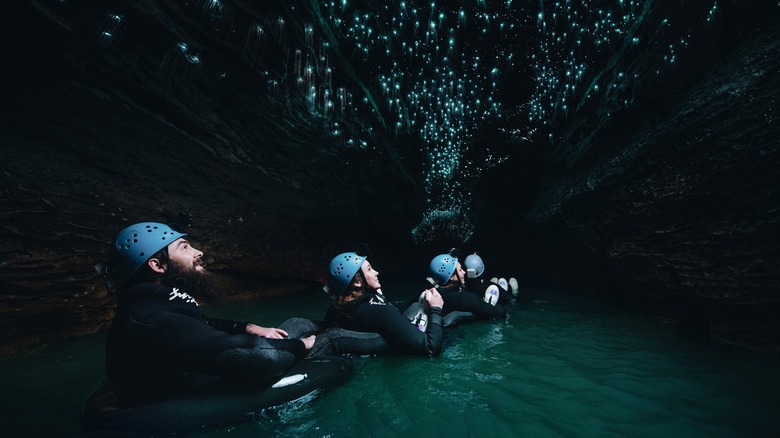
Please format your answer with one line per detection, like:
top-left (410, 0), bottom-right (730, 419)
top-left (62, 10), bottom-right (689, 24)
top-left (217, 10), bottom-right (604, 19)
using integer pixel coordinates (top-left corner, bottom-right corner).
top-left (139, 252), bottom-right (145, 257)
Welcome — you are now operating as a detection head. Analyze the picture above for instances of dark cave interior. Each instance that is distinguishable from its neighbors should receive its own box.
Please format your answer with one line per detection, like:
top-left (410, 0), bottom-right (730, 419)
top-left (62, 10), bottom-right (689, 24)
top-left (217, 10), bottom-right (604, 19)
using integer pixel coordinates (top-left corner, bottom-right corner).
top-left (1, 0), bottom-right (779, 357)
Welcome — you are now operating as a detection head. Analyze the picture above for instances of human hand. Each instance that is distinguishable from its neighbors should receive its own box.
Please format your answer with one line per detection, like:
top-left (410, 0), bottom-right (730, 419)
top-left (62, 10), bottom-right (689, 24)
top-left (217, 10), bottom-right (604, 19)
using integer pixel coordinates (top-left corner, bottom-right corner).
top-left (301, 335), bottom-right (316, 350)
top-left (246, 324), bottom-right (288, 339)
top-left (424, 288), bottom-right (444, 308)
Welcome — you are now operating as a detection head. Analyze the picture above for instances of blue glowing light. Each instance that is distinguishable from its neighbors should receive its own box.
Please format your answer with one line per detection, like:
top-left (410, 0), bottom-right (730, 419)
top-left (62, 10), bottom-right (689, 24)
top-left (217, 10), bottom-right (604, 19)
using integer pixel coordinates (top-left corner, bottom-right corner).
top-left (78, 0), bottom-right (721, 243)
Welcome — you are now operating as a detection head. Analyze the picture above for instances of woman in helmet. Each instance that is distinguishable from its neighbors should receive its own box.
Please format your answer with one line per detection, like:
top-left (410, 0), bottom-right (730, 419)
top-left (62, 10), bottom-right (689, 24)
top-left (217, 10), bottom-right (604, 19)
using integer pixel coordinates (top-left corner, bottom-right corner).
top-left (428, 250), bottom-right (506, 324)
top-left (462, 252), bottom-right (518, 304)
top-left (323, 251), bottom-right (446, 357)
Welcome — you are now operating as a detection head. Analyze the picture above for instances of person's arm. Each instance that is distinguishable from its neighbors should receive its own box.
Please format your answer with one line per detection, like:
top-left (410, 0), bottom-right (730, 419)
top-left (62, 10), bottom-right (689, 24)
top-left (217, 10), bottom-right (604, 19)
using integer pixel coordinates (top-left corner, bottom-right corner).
top-left (423, 288), bottom-right (445, 356)
top-left (245, 323), bottom-right (288, 339)
top-left (152, 313), bottom-right (307, 382)
top-left (424, 306), bottom-right (444, 357)
top-left (203, 315), bottom-right (289, 339)
top-left (201, 315), bottom-right (249, 334)
top-left (442, 289), bottom-right (506, 320)
top-left (356, 302), bottom-right (445, 357)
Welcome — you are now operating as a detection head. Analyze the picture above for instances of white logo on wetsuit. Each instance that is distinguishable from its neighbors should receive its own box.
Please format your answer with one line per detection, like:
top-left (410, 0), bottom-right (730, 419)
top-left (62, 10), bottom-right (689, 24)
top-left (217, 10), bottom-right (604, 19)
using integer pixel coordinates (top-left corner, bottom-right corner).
top-left (169, 288), bottom-right (198, 306)
top-left (369, 293), bottom-right (386, 305)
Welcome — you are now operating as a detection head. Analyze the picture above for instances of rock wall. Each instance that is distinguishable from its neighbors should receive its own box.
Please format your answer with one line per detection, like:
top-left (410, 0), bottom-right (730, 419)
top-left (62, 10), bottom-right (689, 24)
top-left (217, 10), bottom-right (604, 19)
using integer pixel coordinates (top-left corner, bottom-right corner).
top-left (0, 0), bottom-right (421, 357)
top-left (485, 9), bottom-right (780, 354)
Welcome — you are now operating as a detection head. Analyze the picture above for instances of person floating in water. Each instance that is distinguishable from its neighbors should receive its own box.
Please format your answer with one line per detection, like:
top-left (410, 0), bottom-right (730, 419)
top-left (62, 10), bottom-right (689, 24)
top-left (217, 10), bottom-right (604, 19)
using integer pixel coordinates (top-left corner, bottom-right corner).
top-left (100, 221), bottom-right (318, 403)
top-left (461, 251), bottom-right (519, 304)
top-left (427, 249), bottom-right (507, 325)
top-left (323, 250), bottom-right (446, 357)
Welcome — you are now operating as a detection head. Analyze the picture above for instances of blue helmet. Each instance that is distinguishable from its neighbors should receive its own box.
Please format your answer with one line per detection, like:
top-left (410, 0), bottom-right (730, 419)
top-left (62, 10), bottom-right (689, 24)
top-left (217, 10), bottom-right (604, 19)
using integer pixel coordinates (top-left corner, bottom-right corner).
top-left (327, 252), bottom-right (367, 296)
top-left (107, 222), bottom-right (186, 288)
top-left (464, 252), bottom-right (485, 277)
top-left (429, 253), bottom-right (458, 286)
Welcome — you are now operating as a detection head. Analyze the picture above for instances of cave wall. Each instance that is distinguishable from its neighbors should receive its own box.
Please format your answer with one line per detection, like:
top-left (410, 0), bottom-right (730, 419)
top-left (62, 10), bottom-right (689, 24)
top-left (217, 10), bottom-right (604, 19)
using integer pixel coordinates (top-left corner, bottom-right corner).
top-left (477, 8), bottom-right (780, 353)
top-left (0, 1), bottom-right (422, 357)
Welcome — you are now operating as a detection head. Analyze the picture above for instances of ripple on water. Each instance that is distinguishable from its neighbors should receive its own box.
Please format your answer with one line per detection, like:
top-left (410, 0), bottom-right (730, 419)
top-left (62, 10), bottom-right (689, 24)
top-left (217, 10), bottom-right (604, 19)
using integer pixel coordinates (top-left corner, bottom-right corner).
top-left (2, 286), bottom-right (778, 437)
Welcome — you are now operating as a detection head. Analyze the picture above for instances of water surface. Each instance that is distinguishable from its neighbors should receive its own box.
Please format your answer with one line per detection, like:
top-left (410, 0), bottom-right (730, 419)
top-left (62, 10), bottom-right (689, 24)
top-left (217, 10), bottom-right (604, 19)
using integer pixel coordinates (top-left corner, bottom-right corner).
top-left (1, 277), bottom-right (777, 437)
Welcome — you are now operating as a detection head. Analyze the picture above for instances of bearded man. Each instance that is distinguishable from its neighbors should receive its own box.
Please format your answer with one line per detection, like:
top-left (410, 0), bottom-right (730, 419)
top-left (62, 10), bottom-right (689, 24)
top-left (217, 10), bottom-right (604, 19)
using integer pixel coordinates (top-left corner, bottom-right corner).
top-left (102, 222), bottom-right (316, 403)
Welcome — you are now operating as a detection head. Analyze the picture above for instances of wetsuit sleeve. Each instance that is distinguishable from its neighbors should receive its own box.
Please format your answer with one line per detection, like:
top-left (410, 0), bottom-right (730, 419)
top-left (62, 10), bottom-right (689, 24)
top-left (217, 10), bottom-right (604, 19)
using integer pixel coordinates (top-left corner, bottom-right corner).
top-left (151, 313), bottom-right (306, 381)
top-left (202, 315), bottom-right (250, 334)
top-left (354, 303), bottom-right (444, 357)
top-left (443, 291), bottom-right (506, 320)
top-left (323, 305), bottom-right (340, 327)
top-left (426, 307), bottom-right (445, 357)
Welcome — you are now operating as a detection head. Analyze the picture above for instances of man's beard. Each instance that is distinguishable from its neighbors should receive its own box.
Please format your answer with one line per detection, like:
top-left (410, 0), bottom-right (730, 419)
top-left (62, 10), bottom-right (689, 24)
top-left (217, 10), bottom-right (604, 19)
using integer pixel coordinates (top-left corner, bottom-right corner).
top-left (167, 261), bottom-right (226, 305)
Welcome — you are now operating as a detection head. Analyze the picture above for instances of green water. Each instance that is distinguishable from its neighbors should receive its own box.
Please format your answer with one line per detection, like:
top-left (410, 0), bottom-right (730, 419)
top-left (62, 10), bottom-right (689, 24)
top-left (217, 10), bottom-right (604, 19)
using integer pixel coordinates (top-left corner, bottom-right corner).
top-left (1, 278), bottom-right (778, 437)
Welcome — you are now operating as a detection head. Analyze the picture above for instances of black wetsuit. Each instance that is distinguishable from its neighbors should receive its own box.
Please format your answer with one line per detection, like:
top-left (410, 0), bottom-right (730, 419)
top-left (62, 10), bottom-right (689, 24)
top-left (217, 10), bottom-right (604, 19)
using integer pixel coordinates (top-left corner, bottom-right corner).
top-left (324, 291), bottom-right (444, 357)
top-left (106, 282), bottom-right (309, 403)
top-left (438, 282), bottom-right (507, 321)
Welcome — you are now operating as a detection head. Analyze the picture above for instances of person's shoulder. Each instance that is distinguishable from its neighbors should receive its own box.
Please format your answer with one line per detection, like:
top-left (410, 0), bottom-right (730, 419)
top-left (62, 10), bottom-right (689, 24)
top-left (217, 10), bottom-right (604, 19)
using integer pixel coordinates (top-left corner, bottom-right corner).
top-left (117, 282), bottom-right (165, 303)
top-left (324, 303), bottom-right (340, 318)
top-left (359, 292), bottom-right (387, 306)
top-left (122, 281), bottom-right (172, 294)
top-left (119, 283), bottom-right (200, 315)
top-left (437, 283), bottom-right (460, 293)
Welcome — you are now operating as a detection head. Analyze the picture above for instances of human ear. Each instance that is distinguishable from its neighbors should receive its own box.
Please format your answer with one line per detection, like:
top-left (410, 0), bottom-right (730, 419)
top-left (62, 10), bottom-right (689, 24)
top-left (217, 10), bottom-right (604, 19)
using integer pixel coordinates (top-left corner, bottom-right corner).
top-left (147, 257), bottom-right (167, 274)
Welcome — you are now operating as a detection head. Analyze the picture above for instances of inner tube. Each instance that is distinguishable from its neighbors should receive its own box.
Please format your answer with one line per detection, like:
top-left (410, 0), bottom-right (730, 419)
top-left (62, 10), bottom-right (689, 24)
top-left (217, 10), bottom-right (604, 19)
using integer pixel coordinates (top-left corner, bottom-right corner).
top-left (82, 355), bottom-right (353, 436)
